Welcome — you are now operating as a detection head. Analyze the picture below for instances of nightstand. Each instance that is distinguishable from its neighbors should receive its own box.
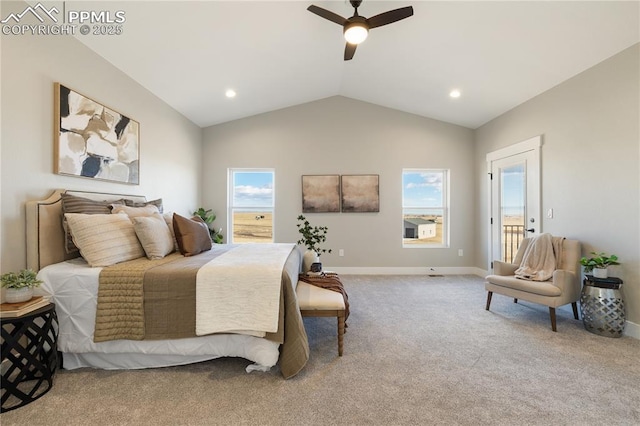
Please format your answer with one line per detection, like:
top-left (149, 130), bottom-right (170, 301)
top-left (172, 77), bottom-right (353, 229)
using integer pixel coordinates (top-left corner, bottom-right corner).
top-left (580, 275), bottom-right (625, 338)
top-left (1, 303), bottom-right (59, 412)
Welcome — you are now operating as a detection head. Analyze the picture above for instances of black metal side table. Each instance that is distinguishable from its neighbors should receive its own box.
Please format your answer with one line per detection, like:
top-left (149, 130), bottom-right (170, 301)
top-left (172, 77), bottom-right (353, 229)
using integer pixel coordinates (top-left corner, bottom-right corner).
top-left (1, 303), bottom-right (58, 412)
top-left (580, 275), bottom-right (625, 338)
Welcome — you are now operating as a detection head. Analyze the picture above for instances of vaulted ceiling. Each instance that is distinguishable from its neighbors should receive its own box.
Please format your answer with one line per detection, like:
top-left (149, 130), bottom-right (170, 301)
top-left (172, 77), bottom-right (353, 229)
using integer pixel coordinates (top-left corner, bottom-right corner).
top-left (75, 1), bottom-right (640, 129)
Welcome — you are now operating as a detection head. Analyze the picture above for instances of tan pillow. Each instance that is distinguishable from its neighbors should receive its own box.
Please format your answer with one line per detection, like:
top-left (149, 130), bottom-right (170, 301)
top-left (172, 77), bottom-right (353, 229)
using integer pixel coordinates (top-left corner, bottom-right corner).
top-left (64, 213), bottom-right (145, 267)
top-left (61, 193), bottom-right (124, 254)
top-left (132, 214), bottom-right (174, 259)
top-left (173, 214), bottom-right (212, 257)
top-left (163, 212), bottom-right (179, 252)
top-left (111, 204), bottom-right (159, 218)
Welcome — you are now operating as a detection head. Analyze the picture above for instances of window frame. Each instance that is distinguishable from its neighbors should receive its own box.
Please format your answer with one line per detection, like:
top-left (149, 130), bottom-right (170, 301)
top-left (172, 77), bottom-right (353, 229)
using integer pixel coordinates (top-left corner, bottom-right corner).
top-left (227, 168), bottom-right (275, 244)
top-left (401, 168), bottom-right (450, 249)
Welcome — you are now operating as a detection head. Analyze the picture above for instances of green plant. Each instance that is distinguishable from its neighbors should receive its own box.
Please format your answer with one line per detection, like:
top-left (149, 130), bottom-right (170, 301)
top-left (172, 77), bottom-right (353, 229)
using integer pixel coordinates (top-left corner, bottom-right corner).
top-left (1, 269), bottom-right (43, 289)
top-left (579, 252), bottom-right (620, 273)
top-left (193, 207), bottom-right (224, 244)
top-left (296, 215), bottom-right (332, 256)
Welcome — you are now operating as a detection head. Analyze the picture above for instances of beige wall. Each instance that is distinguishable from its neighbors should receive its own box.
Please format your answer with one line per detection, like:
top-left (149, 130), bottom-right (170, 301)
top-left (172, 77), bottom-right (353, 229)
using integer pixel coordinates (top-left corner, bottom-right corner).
top-left (475, 44), bottom-right (640, 326)
top-left (0, 2), bottom-right (202, 273)
top-left (202, 96), bottom-right (476, 270)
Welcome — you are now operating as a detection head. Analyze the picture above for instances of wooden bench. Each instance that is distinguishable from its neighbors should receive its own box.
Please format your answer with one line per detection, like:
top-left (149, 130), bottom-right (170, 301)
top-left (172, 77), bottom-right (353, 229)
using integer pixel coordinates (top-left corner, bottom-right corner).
top-left (296, 280), bottom-right (346, 356)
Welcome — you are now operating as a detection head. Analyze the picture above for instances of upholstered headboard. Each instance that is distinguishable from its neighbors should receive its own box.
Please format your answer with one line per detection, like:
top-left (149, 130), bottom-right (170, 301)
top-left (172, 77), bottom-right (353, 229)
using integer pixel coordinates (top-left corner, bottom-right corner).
top-left (26, 189), bottom-right (147, 271)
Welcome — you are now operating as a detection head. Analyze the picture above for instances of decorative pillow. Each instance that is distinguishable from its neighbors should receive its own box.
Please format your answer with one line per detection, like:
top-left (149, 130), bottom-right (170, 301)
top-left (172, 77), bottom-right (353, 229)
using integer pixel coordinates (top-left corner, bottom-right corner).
top-left (163, 212), bottom-right (180, 252)
top-left (111, 204), bottom-right (160, 218)
top-left (124, 198), bottom-right (163, 213)
top-left (61, 193), bottom-right (124, 254)
top-left (132, 214), bottom-right (175, 259)
top-left (64, 213), bottom-right (145, 267)
top-left (173, 214), bottom-right (212, 257)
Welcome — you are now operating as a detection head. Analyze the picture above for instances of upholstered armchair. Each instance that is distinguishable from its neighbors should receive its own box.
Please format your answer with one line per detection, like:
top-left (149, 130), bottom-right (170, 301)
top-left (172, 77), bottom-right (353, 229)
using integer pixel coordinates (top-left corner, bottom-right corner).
top-left (485, 237), bottom-right (581, 331)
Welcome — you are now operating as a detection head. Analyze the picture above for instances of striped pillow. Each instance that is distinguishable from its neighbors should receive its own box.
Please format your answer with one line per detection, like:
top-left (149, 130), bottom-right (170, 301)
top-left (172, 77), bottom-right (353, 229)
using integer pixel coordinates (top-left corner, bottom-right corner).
top-left (64, 213), bottom-right (145, 267)
top-left (61, 193), bottom-right (124, 254)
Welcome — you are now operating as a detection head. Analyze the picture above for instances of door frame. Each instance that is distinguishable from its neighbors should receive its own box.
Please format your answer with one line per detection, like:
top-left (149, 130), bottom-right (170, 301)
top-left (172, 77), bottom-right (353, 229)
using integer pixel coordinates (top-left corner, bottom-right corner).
top-left (486, 135), bottom-right (541, 271)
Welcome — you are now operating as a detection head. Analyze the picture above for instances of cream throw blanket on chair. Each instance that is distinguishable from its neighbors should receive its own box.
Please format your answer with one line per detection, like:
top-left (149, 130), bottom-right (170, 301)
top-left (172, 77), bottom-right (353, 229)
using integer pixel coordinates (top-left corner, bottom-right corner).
top-left (515, 233), bottom-right (565, 281)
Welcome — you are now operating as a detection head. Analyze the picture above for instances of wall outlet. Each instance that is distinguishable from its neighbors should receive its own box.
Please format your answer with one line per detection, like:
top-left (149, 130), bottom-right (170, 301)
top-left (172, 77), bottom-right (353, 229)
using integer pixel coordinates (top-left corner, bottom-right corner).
top-left (339, 249), bottom-right (344, 257)
top-left (458, 249), bottom-right (464, 257)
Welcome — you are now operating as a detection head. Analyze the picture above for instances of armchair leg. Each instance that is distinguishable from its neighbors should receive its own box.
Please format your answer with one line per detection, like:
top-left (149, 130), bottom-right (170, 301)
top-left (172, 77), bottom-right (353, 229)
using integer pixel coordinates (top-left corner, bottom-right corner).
top-left (485, 291), bottom-right (493, 311)
top-left (513, 298), bottom-right (518, 304)
top-left (549, 307), bottom-right (557, 332)
top-left (571, 302), bottom-right (579, 320)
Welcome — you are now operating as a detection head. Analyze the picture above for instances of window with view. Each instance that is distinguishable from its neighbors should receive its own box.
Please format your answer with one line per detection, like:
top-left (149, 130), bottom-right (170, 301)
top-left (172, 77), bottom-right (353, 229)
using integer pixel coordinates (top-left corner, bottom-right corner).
top-left (402, 169), bottom-right (449, 248)
top-left (228, 169), bottom-right (274, 244)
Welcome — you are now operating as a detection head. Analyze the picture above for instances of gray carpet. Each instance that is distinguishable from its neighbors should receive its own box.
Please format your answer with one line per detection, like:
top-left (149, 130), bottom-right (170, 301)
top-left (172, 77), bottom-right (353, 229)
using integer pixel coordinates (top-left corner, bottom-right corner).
top-left (2, 275), bottom-right (639, 425)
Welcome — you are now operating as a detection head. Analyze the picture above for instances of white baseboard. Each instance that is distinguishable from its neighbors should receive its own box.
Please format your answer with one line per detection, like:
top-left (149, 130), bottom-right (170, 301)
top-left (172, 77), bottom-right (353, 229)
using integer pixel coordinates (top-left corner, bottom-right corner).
top-left (327, 266), bottom-right (488, 276)
top-left (624, 320), bottom-right (640, 339)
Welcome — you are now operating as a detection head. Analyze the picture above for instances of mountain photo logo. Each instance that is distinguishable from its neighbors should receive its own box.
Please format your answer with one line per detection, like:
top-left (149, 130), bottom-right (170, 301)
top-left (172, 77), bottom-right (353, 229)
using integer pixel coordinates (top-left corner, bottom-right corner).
top-left (1, 2), bottom-right (59, 24)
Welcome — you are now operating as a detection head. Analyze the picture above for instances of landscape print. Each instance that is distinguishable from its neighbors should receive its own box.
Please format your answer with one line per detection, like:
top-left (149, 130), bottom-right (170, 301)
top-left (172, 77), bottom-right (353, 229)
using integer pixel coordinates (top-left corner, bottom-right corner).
top-left (55, 83), bottom-right (139, 184)
top-left (302, 175), bottom-right (341, 213)
top-left (341, 175), bottom-right (379, 213)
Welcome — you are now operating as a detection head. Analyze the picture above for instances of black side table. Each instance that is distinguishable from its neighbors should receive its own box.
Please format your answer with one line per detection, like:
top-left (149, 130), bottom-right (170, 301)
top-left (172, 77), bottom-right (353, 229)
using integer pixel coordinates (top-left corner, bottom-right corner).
top-left (580, 275), bottom-right (625, 338)
top-left (1, 303), bottom-right (59, 412)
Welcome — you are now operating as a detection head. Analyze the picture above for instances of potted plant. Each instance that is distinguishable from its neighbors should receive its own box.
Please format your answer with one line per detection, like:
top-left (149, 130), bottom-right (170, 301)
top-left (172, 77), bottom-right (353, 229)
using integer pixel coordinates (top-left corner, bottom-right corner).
top-left (193, 207), bottom-right (224, 244)
top-left (296, 215), bottom-right (332, 272)
top-left (1, 269), bottom-right (43, 303)
top-left (580, 252), bottom-right (620, 279)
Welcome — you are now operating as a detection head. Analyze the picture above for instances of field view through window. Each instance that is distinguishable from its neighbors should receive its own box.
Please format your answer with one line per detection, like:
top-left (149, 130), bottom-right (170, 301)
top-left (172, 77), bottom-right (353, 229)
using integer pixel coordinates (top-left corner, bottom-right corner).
top-left (229, 169), bottom-right (274, 243)
top-left (402, 169), bottom-right (448, 247)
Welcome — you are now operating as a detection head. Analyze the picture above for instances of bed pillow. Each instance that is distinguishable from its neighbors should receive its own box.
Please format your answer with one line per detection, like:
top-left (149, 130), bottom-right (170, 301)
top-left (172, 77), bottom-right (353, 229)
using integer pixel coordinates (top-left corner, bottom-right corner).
top-left (124, 198), bottom-right (163, 213)
top-left (111, 204), bottom-right (160, 218)
top-left (61, 193), bottom-right (124, 254)
top-left (163, 212), bottom-right (180, 252)
top-left (64, 213), bottom-right (145, 267)
top-left (132, 214), bottom-right (175, 259)
top-left (173, 214), bottom-right (212, 257)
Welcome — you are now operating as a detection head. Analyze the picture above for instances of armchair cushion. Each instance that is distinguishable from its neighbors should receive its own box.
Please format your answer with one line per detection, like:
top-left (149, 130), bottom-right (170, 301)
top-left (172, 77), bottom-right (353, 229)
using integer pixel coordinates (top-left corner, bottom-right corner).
top-left (485, 275), bottom-right (562, 297)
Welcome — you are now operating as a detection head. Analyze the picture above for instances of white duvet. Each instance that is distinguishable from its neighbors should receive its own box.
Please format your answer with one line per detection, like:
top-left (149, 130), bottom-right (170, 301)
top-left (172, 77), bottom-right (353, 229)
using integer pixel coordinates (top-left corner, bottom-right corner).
top-left (37, 258), bottom-right (280, 371)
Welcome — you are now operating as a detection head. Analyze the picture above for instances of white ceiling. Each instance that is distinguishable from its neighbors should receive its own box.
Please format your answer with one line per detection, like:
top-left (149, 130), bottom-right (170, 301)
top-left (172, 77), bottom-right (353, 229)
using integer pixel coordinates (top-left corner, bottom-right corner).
top-left (74, 1), bottom-right (640, 129)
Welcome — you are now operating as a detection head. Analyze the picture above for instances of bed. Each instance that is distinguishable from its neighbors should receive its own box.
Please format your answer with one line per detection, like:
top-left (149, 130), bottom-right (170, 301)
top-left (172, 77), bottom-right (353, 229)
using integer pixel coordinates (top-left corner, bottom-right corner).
top-left (26, 190), bottom-right (309, 378)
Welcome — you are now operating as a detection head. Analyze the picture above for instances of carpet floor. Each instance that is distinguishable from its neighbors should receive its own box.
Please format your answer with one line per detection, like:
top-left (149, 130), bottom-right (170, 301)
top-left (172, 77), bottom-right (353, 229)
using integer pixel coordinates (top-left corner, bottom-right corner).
top-left (1, 275), bottom-right (639, 425)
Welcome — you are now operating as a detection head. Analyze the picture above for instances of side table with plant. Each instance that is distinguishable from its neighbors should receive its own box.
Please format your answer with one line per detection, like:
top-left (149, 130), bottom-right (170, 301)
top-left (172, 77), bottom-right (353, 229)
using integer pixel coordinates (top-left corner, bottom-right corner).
top-left (579, 252), bottom-right (620, 279)
top-left (296, 214), bottom-right (332, 272)
top-left (1, 269), bottom-right (43, 303)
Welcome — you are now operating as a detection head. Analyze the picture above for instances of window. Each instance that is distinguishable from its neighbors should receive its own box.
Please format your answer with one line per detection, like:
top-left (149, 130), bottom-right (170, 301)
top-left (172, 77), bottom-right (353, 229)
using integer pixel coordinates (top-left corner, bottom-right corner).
top-left (228, 169), bottom-right (274, 244)
top-left (402, 169), bottom-right (449, 248)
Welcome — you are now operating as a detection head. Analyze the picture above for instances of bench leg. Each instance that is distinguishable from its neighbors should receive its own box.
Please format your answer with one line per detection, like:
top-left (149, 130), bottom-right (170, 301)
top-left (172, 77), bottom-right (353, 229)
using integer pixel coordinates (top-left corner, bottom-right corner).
top-left (337, 312), bottom-right (345, 357)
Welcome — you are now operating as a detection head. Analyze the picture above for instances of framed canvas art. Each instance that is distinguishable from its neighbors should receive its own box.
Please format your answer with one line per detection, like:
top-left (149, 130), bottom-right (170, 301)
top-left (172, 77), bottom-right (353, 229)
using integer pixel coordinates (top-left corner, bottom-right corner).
top-left (302, 175), bottom-right (340, 213)
top-left (341, 174), bottom-right (380, 213)
top-left (54, 83), bottom-right (140, 184)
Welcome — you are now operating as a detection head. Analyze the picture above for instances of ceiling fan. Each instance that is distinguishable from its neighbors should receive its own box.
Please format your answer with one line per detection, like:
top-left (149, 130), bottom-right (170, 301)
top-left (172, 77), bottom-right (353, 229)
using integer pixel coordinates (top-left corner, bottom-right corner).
top-left (307, 0), bottom-right (414, 61)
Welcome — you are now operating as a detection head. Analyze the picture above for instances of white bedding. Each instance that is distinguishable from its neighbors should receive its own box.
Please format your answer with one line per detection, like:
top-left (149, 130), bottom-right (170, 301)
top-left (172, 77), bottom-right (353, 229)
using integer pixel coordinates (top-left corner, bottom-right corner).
top-left (37, 258), bottom-right (280, 371)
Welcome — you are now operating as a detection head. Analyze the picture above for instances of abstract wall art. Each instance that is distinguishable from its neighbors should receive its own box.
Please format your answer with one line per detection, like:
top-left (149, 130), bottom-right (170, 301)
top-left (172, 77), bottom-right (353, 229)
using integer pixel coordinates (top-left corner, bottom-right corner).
top-left (54, 83), bottom-right (140, 184)
top-left (341, 174), bottom-right (380, 213)
top-left (302, 175), bottom-right (341, 213)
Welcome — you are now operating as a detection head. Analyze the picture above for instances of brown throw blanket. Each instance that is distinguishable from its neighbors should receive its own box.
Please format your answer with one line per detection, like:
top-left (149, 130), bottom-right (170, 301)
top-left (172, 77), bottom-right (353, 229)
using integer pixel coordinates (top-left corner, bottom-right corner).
top-left (298, 272), bottom-right (350, 324)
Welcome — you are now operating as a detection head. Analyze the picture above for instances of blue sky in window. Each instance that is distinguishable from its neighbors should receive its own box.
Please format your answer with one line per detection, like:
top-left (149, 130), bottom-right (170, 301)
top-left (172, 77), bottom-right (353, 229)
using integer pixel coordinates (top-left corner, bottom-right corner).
top-left (403, 171), bottom-right (443, 208)
top-left (501, 164), bottom-right (525, 216)
top-left (233, 172), bottom-right (274, 207)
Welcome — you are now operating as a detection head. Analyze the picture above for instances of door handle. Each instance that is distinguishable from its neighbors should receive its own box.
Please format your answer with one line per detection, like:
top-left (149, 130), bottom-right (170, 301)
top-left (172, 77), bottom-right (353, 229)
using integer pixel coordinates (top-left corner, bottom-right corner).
top-left (526, 228), bottom-right (535, 233)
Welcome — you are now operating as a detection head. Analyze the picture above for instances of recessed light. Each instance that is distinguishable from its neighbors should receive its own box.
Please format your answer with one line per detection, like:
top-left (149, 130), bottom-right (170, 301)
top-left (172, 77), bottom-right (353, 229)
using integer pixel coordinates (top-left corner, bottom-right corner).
top-left (225, 89), bottom-right (236, 98)
top-left (449, 89), bottom-right (461, 98)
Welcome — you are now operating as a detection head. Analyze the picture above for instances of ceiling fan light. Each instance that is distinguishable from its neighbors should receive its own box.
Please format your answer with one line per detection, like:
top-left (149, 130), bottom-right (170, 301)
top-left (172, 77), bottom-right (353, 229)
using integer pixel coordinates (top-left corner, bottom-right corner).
top-left (344, 24), bottom-right (368, 44)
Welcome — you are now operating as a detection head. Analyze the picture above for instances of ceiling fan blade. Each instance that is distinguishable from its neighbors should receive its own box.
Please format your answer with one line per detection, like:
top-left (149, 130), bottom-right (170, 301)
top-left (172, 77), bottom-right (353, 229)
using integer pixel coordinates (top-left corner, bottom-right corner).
top-left (307, 5), bottom-right (348, 26)
top-left (344, 43), bottom-right (357, 61)
top-left (367, 6), bottom-right (414, 29)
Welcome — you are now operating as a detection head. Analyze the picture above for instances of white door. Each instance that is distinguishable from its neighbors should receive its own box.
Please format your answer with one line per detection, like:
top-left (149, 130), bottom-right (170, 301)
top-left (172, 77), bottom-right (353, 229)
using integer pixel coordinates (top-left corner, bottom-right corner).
top-left (487, 136), bottom-right (541, 269)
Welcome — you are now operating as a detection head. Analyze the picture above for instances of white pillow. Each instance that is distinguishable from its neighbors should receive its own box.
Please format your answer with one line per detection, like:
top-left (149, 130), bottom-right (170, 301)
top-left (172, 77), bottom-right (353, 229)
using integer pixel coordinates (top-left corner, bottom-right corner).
top-left (163, 212), bottom-right (179, 252)
top-left (132, 214), bottom-right (175, 259)
top-left (111, 204), bottom-right (159, 218)
top-left (64, 213), bottom-right (145, 267)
